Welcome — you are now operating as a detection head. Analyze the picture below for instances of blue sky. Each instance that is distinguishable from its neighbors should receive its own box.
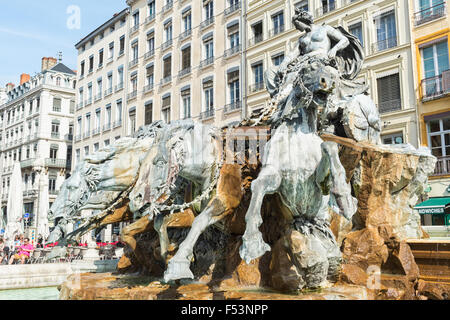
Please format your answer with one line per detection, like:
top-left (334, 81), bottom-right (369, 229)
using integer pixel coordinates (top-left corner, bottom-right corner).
top-left (0, 1), bottom-right (127, 87)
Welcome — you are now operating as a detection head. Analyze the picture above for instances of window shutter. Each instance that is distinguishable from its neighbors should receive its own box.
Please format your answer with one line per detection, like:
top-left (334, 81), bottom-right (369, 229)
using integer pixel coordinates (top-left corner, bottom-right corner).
top-left (377, 73), bottom-right (401, 113)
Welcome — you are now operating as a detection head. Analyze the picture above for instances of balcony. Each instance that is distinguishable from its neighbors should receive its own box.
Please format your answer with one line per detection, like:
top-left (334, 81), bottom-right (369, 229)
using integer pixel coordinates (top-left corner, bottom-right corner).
top-left (224, 100), bottom-right (242, 114)
top-left (129, 24), bottom-right (139, 35)
top-left (178, 67), bottom-right (191, 78)
top-left (104, 88), bottom-right (113, 97)
top-left (200, 17), bottom-right (215, 29)
top-left (143, 83), bottom-right (154, 93)
top-left (115, 82), bottom-right (124, 92)
top-left (269, 25), bottom-right (285, 37)
top-left (20, 158), bottom-right (36, 169)
top-left (92, 127), bottom-right (101, 136)
top-left (51, 132), bottom-right (60, 139)
top-left (77, 102), bottom-right (83, 110)
top-left (414, 2), bottom-right (446, 26)
top-left (118, 49), bottom-right (124, 57)
top-left (433, 156), bottom-right (450, 176)
top-left (249, 34), bottom-right (263, 46)
top-left (83, 131), bottom-right (91, 139)
top-left (162, 1), bottom-right (173, 13)
top-left (224, 1), bottom-right (241, 15)
top-left (179, 29), bottom-right (192, 41)
top-left (64, 134), bottom-right (73, 141)
top-left (249, 82), bottom-right (265, 93)
top-left (224, 45), bottom-right (241, 58)
top-left (144, 49), bottom-right (155, 60)
top-left (113, 120), bottom-right (122, 128)
top-left (74, 134), bottom-right (82, 142)
top-left (45, 158), bottom-right (67, 169)
top-left (316, 2), bottom-right (337, 17)
top-left (161, 76), bottom-right (172, 85)
top-left (129, 59), bottom-right (139, 68)
top-left (94, 93), bottom-right (102, 101)
top-left (200, 108), bottom-right (215, 120)
top-left (161, 39), bottom-right (173, 51)
top-left (378, 99), bottom-right (402, 114)
top-left (421, 71), bottom-right (450, 101)
top-left (85, 98), bottom-right (92, 106)
top-left (146, 14), bottom-right (156, 24)
top-left (103, 123), bottom-right (111, 131)
top-left (200, 56), bottom-right (214, 68)
top-left (371, 36), bottom-right (398, 54)
top-left (127, 90), bottom-right (138, 100)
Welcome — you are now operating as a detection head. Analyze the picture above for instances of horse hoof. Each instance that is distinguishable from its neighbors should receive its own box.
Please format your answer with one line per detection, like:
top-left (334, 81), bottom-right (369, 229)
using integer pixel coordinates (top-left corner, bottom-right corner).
top-left (163, 259), bottom-right (194, 282)
top-left (239, 233), bottom-right (271, 264)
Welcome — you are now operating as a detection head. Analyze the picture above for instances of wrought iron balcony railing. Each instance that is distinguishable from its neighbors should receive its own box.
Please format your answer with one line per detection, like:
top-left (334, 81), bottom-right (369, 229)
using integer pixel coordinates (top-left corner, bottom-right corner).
top-left (421, 71), bottom-right (450, 101)
top-left (178, 67), bottom-right (191, 78)
top-left (249, 34), bottom-right (264, 46)
top-left (200, 56), bottom-right (214, 68)
top-left (146, 14), bottom-right (156, 24)
top-left (144, 49), bottom-right (155, 60)
top-left (249, 82), bottom-right (265, 93)
top-left (372, 36), bottom-right (398, 54)
top-left (433, 156), bottom-right (450, 176)
top-left (179, 29), bottom-right (192, 41)
top-left (200, 17), bottom-right (215, 29)
top-left (200, 108), bottom-right (215, 120)
top-left (224, 1), bottom-right (241, 15)
top-left (127, 90), bottom-right (138, 100)
top-left (269, 25), bottom-right (285, 37)
top-left (224, 100), bottom-right (242, 113)
top-left (224, 45), bottom-right (241, 58)
top-left (414, 2), bottom-right (446, 26)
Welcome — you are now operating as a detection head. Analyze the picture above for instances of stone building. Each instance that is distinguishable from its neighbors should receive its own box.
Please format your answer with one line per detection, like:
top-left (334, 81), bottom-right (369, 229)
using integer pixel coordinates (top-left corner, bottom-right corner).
top-left (0, 57), bottom-right (76, 239)
top-left (408, 0), bottom-right (450, 231)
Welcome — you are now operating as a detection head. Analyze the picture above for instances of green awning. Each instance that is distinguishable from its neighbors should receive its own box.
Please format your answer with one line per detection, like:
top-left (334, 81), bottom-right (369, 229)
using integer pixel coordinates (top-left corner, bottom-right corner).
top-left (414, 197), bottom-right (450, 214)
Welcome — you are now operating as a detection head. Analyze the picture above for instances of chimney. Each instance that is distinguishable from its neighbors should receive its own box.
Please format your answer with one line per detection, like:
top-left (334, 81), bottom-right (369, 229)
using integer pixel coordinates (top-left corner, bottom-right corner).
top-left (41, 57), bottom-right (58, 72)
top-left (6, 83), bottom-right (15, 92)
top-left (20, 73), bottom-right (30, 85)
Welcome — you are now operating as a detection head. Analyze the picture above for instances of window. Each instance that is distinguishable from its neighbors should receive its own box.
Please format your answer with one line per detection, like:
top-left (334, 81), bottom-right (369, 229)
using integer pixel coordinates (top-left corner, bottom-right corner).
top-left (145, 102), bottom-right (153, 125)
top-left (163, 56), bottom-right (172, 79)
top-left (129, 109), bottom-right (136, 134)
top-left (89, 55), bottom-right (94, 73)
top-left (148, 0), bottom-right (155, 17)
top-left (109, 42), bottom-right (114, 60)
top-left (416, 0), bottom-right (446, 25)
top-left (427, 117), bottom-right (450, 158)
top-left (85, 113), bottom-right (91, 134)
top-left (228, 24), bottom-right (239, 49)
top-left (118, 66), bottom-right (124, 87)
top-left (349, 22), bottom-right (363, 47)
top-left (80, 61), bottom-right (85, 76)
top-left (133, 11), bottom-right (140, 27)
top-left (94, 143), bottom-right (99, 152)
top-left (87, 83), bottom-right (93, 101)
top-left (146, 65), bottom-right (154, 86)
top-left (382, 132), bottom-right (404, 145)
top-left (162, 96), bottom-right (171, 123)
top-left (374, 10), bottom-right (397, 51)
top-left (107, 73), bottom-right (113, 91)
top-left (119, 36), bottom-right (125, 54)
top-left (164, 22), bottom-right (173, 43)
top-left (181, 89), bottom-right (191, 119)
top-left (131, 74), bottom-right (138, 92)
top-left (272, 53), bottom-right (285, 66)
top-left (183, 11), bottom-right (192, 32)
top-left (95, 109), bottom-right (101, 130)
top-left (251, 21), bottom-right (263, 44)
top-left (97, 78), bottom-right (102, 96)
top-left (105, 105), bottom-right (111, 126)
top-left (84, 145), bottom-right (89, 157)
top-left (53, 98), bottom-right (61, 112)
top-left (295, 0), bottom-right (309, 12)
top-left (51, 120), bottom-right (60, 138)
top-left (204, 0), bottom-right (214, 20)
top-left (421, 40), bottom-right (449, 97)
top-left (76, 149), bottom-right (81, 163)
top-left (205, 39), bottom-right (214, 59)
top-left (132, 42), bottom-right (139, 61)
top-left (181, 46), bottom-right (191, 71)
top-left (228, 71), bottom-right (240, 104)
top-left (147, 32), bottom-right (155, 53)
top-left (56, 77), bottom-right (61, 86)
top-left (271, 12), bottom-right (284, 35)
top-left (116, 100), bottom-right (123, 122)
top-left (322, 0), bottom-right (336, 14)
top-left (49, 177), bottom-right (56, 193)
top-left (104, 139), bottom-right (110, 147)
top-left (253, 62), bottom-right (264, 85)
top-left (377, 73), bottom-right (401, 113)
top-left (99, 49), bottom-right (104, 67)
top-left (203, 81), bottom-right (214, 112)
top-left (50, 147), bottom-right (58, 159)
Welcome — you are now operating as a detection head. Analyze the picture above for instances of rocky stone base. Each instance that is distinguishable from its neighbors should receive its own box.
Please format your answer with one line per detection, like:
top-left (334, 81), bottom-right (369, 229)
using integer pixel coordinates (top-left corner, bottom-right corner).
top-left (58, 272), bottom-right (375, 300)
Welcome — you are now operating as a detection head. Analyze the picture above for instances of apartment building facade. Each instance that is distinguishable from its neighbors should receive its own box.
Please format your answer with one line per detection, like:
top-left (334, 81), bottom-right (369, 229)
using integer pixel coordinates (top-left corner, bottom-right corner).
top-left (0, 58), bottom-right (76, 235)
top-left (408, 0), bottom-right (450, 229)
top-left (124, 0), bottom-right (244, 134)
top-left (73, 9), bottom-right (129, 169)
top-left (245, 0), bottom-right (419, 148)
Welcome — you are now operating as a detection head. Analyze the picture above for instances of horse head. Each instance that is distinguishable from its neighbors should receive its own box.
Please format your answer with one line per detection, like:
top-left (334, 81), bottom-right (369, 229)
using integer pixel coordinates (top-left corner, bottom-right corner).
top-left (48, 163), bottom-right (91, 222)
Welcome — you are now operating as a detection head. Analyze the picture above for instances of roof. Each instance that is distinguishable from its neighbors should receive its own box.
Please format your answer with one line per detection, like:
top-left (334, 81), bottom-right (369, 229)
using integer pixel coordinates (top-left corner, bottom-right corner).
top-left (75, 8), bottom-right (128, 49)
top-left (414, 197), bottom-right (450, 214)
top-left (50, 63), bottom-right (76, 75)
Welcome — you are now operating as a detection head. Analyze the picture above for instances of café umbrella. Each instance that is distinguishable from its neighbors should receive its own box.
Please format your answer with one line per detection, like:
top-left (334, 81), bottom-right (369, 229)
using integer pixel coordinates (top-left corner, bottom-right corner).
top-left (4, 161), bottom-right (24, 247)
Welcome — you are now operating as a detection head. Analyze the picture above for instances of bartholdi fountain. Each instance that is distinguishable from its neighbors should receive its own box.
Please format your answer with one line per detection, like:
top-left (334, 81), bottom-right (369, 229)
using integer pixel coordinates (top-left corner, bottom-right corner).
top-left (50, 9), bottom-right (445, 300)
